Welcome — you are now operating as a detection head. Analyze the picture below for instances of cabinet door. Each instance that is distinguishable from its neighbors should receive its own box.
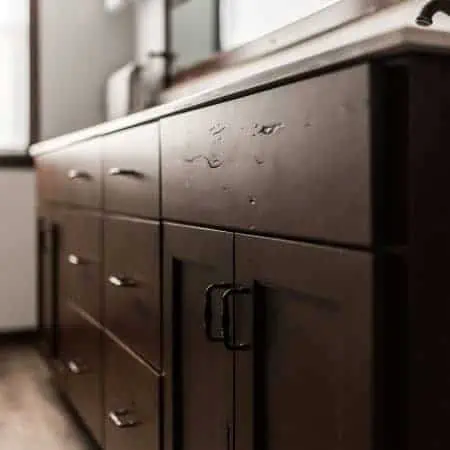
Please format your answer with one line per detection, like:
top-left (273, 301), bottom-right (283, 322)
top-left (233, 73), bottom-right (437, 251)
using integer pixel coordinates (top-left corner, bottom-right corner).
top-left (163, 223), bottom-right (234, 450)
top-left (38, 214), bottom-right (59, 359)
top-left (233, 234), bottom-right (373, 450)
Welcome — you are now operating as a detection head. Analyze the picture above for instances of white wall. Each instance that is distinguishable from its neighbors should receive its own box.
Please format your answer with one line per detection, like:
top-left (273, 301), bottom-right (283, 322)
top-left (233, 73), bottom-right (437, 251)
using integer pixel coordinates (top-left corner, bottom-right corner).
top-left (0, 169), bottom-right (36, 331)
top-left (38, 0), bottom-right (135, 140)
top-left (0, 0), bottom-right (29, 150)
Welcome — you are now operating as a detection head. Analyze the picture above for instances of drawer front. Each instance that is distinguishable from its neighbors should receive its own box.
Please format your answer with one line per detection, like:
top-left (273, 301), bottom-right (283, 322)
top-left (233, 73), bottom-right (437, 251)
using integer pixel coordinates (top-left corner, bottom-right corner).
top-left (162, 64), bottom-right (371, 246)
top-left (103, 123), bottom-right (160, 218)
top-left (35, 151), bottom-right (68, 203)
top-left (60, 304), bottom-right (103, 445)
top-left (104, 217), bottom-right (160, 368)
top-left (61, 211), bottom-right (101, 321)
top-left (64, 140), bottom-right (101, 208)
top-left (105, 337), bottom-right (161, 450)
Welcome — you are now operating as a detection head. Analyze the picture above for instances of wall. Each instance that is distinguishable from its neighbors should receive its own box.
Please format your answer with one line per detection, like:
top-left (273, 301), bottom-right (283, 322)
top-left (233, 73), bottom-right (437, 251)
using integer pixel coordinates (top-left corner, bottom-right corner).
top-left (38, 0), bottom-right (135, 140)
top-left (162, 0), bottom-right (444, 101)
top-left (0, 169), bottom-right (36, 331)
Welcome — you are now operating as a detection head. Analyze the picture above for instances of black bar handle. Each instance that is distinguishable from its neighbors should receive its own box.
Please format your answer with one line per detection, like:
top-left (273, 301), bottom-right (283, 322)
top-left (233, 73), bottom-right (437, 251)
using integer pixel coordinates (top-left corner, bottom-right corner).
top-left (204, 283), bottom-right (233, 342)
top-left (222, 287), bottom-right (252, 351)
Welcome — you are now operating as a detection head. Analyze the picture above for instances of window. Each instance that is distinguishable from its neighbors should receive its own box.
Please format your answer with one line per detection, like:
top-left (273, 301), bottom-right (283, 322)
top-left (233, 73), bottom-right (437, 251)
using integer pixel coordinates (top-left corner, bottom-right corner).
top-left (220, 0), bottom-right (343, 50)
top-left (0, 0), bottom-right (29, 151)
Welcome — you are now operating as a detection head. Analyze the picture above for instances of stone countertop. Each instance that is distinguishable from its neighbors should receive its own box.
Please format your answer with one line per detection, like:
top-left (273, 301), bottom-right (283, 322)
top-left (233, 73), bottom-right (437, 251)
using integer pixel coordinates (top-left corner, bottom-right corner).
top-left (30, 26), bottom-right (450, 156)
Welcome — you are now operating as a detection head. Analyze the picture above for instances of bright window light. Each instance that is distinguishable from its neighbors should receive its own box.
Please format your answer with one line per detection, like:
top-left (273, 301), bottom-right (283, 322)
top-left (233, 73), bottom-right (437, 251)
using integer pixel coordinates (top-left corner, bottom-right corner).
top-left (0, 0), bottom-right (29, 152)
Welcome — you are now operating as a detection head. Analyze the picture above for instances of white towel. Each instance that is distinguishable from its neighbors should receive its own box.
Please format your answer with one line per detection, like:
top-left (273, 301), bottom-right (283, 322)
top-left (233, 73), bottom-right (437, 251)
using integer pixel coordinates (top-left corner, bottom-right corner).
top-left (105, 62), bottom-right (138, 120)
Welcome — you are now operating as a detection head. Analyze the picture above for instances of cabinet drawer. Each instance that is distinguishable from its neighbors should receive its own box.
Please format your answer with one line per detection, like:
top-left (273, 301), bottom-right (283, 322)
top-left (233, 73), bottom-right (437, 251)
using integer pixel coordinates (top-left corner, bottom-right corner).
top-left (60, 304), bottom-right (103, 445)
top-left (64, 139), bottom-right (101, 208)
top-left (104, 217), bottom-right (160, 368)
top-left (162, 64), bottom-right (371, 246)
top-left (103, 124), bottom-right (160, 218)
top-left (61, 211), bottom-right (101, 321)
top-left (105, 337), bottom-right (161, 450)
top-left (35, 150), bottom-right (68, 203)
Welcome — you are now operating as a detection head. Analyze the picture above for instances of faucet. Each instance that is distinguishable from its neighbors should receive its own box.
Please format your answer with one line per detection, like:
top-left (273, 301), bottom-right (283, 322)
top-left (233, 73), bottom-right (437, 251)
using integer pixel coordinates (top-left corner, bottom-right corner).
top-left (416, 0), bottom-right (450, 26)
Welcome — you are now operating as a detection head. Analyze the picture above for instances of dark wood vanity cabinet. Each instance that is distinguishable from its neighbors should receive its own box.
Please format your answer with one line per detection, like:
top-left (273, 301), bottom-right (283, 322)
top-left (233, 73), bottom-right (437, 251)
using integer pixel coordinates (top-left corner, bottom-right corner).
top-left (104, 336), bottom-right (161, 450)
top-left (161, 64), bottom-right (371, 246)
top-left (35, 53), bottom-right (450, 450)
top-left (102, 124), bottom-right (160, 218)
top-left (59, 302), bottom-right (103, 445)
top-left (60, 210), bottom-right (102, 322)
top-left (37, 211), bottom-right (59, 359)
top-left (233, 235), bottom-right (372, 450)
top-left (163, 224), bottom-right (234, 450)
top-left (164, 223), bottom-right (373, 450)
top-left (104, 217), bottom-right (161, 369)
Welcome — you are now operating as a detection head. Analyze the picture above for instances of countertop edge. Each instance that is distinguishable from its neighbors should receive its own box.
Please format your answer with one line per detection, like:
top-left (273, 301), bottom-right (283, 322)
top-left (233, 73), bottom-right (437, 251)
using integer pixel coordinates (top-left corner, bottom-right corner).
top-left (30, 26), bottom-right (450, 157)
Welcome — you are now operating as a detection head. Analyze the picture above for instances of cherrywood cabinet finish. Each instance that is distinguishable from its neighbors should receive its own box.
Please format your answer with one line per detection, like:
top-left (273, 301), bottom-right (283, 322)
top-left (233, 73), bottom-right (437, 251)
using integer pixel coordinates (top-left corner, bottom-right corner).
top-left (161, 64), bottom-right (371, 246)
top-left (103, 124), bottom-right (160, 218)
top-left (104, 336), bottom-right (161, 450)
top-left (104, 217), bottom-right (161, 368)
top-left (163, 223), bottom-right (234, 450)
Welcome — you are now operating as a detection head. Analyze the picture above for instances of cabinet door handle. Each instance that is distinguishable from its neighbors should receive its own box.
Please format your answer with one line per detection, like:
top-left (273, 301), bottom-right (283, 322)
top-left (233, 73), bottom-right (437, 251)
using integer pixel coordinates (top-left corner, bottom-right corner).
top-left (68, 254), bottom-right (83, 265)
top-left (222, 287), bottom-right (252, 351)
top-left (67, 360), bottom-right (86, 374)
top-left (108, 275), bottom-right (137, 287)
top-left (108, 409), bottom-right (140, 428)
top-left (108, 168), bottom-right (144, 178)
top-left (67, 169), bottom-right (91, 180)
top-left (204, 283), bottom-right (233, 342)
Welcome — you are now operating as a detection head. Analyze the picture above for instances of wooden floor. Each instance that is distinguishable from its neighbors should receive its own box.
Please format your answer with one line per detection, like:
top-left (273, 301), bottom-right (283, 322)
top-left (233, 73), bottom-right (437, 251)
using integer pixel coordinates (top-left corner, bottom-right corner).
top-left (0, 343), bottom-right (94, 450)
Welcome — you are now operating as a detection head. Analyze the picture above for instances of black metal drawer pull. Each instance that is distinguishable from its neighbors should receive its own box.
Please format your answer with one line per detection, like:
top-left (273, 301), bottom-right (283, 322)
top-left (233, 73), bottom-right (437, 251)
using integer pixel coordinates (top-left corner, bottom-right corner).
top-left (67, 169), bottom-right (91, 180)
top-left (108, 409), bottom-right (140, 428)
top-left (108, 275), bottom-right (137, 288)
top-left (222, 287), bottom-right (252, 351)
top-left (108, 168), bottom-right (144, 178)
top-left (204, 283), bottom-right (233, 342)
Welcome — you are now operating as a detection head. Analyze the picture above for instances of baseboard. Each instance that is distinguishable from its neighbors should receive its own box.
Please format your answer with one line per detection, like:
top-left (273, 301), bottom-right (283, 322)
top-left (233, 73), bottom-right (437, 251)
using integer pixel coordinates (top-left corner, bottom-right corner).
top-left (0, 328), bottom-right (39, 345)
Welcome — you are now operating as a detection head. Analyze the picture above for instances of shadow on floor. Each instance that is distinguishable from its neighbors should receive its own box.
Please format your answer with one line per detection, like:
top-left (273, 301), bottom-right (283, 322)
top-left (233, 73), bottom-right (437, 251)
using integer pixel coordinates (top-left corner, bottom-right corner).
top-left (0, 343), bottom-right (94, 450)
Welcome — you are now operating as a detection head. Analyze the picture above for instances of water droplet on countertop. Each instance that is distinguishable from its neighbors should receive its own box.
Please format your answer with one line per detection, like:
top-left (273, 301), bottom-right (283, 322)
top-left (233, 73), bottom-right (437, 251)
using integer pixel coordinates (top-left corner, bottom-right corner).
top-left (254, 156), bottom-right (264, 165)
top-left (248, 196), bottom-right (256, 206)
